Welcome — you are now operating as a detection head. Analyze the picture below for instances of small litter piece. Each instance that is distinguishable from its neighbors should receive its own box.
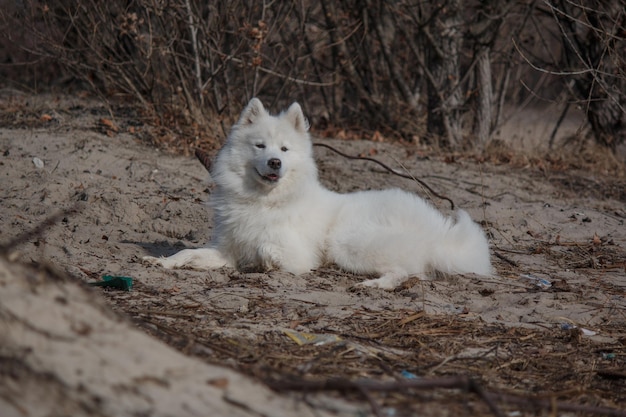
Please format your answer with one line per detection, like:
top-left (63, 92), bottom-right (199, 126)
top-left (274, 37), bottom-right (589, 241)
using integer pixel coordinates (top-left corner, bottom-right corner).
top-left (283, 329), bottom-right (341, 346)
top-left (519, 273), bottom-right (552, 289)
top-left (33, 157), bottom-right (44, 169)
top-left (89, 275), bottom-right (133, 291)
top-left (581, 328), bottom-right (597, 336)
top-left (559, 323), bottom-right (597, 336)
top-left (400, 370), bottom-right (419, 379)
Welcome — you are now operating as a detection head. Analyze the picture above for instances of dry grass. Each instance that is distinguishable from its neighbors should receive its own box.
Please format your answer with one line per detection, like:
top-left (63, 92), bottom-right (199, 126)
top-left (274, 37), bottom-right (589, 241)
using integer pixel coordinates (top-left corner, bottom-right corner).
top-left (105, 285), bottom-right (625, 416)
top-left (101, 228), bottom-right (626, 416)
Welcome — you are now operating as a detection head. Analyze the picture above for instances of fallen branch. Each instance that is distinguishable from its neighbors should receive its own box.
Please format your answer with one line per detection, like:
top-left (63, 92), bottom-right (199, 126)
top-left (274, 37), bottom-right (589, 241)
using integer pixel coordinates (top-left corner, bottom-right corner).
top-left (266, 375), bottom-right (626, 417)
top-left (267, 376), bottom-right (503, 417)
top-left (0, 204), bottom-right (82, 255)
top-left (493, 251), bottom-right (519, 267)
top-left (312, 142), bottom-right (455, 210)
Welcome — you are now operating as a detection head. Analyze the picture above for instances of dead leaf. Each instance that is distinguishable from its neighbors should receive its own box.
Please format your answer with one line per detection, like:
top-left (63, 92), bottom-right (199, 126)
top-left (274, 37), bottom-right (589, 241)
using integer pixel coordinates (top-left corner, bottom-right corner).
top-left (551, 279), bottom-right (571, 292)
top-left (98, 118), bottom-right (119, 136)
top-left (371, 131), bottom-right (384, 142)
top-left (207, 378), bottom-right (229, 389)
top-left (592, 233), bottom-right (602, 245)
top-left (99, 118), bottom-right (117, 130)
top-left (166, 286), bottom-right (181, 294)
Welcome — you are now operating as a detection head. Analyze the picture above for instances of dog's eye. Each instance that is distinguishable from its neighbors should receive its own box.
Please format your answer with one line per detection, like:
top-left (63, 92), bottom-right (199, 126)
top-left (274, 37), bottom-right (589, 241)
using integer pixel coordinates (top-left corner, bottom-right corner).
top-left (255, 144), bottom-right (266, 149)
top-left (281, 146), bottom-right (288, 152)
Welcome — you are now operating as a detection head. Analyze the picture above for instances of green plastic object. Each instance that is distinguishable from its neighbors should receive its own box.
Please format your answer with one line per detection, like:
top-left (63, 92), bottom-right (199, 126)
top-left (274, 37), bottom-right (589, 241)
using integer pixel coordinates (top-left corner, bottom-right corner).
top-left (89, 275), bottom-right (133, 291)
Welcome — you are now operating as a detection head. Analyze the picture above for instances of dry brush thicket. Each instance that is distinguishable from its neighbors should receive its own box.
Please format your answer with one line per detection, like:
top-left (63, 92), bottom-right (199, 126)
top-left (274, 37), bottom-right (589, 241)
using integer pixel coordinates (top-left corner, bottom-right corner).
top-left (1, 0), bottom-right (624, 150)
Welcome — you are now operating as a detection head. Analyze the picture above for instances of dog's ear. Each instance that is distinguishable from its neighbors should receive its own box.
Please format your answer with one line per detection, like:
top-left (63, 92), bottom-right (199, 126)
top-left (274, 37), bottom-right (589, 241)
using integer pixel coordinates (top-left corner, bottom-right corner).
top-left (238, 98), bottom-right (266, 126)
top-left (285, 102), bottom-right (309, 133)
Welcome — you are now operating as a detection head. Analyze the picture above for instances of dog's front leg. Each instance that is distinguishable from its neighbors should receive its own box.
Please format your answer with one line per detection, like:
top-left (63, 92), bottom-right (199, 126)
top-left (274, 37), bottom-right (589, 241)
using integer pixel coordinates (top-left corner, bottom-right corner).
top-left (143, 248), bottom-right (233, 270)
top-left (356, 268), bottom-right (411, 290)
top-left (256, 244), bottom-right (284, 272)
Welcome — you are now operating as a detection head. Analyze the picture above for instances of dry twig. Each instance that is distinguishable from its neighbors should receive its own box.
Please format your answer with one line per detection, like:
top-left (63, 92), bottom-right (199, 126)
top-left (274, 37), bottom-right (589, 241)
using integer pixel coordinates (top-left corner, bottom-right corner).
top-left (313, 142), bottom-right (455, 209)
top-left (0, 204), bottom-right (82, 255)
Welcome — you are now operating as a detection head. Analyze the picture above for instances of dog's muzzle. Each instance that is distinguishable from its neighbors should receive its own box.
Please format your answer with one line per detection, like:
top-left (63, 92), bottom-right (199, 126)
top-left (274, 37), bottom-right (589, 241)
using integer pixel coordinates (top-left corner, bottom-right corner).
top-left (257, 158), bottom-right (281, 182)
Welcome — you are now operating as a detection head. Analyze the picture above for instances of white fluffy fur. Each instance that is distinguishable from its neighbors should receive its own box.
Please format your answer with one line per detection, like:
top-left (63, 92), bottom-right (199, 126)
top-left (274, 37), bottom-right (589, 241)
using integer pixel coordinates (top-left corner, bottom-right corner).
top-left (143, 98), bottom-right (492, 289)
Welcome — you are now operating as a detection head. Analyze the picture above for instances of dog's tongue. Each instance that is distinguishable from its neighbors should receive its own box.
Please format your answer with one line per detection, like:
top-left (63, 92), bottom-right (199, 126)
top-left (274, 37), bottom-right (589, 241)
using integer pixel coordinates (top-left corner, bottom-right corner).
top-left (266, 173), bottom-right (279, 181)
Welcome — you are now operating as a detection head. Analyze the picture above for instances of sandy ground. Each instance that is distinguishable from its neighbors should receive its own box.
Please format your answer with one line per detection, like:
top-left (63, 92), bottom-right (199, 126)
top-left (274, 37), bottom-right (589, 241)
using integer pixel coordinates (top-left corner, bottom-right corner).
top-left (1, 93), bottom-right (625, 416)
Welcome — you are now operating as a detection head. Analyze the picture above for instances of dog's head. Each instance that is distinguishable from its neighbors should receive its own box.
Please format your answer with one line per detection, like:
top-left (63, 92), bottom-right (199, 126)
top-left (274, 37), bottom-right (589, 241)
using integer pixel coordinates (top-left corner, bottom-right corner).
top-left (213, 98), bottom-right (317, 198)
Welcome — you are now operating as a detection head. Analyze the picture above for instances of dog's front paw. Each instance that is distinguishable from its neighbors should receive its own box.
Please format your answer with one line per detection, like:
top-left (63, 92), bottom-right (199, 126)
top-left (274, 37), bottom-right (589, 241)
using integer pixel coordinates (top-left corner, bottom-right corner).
top-left (356, 278), bottom-right (395, 290)
top-left (257, 245), bottom-right (283, 271)
top-left (142, 255), bottom-right (168, 268)
top-left (356, 271), bottom-right (409, 290)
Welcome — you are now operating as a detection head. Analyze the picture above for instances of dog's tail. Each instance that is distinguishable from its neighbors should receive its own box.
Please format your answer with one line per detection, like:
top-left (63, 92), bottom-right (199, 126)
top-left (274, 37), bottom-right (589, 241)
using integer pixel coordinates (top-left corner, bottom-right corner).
top-left (431, 210), bottom-right (492, 276)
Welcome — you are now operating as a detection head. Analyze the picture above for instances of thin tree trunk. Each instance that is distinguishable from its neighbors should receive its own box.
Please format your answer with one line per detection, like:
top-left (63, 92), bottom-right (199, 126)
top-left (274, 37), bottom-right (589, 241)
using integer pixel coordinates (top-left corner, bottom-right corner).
top-left (424, 0), bottom-right (463, 147)
top-left (367, 0), bottom-right (418, 109)
top-left (474, 47), bottom-right (493, 146)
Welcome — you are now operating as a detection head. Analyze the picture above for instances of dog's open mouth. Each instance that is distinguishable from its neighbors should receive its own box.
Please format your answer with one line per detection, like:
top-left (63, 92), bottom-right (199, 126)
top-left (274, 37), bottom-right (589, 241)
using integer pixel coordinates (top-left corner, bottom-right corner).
top-left (257, 170), bottom-right (280, 183)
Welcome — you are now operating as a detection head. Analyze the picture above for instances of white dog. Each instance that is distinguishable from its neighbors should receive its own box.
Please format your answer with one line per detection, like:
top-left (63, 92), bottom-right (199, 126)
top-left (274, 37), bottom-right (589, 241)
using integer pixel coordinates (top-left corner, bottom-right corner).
top-left (143, 98), bottom-right (492, 289)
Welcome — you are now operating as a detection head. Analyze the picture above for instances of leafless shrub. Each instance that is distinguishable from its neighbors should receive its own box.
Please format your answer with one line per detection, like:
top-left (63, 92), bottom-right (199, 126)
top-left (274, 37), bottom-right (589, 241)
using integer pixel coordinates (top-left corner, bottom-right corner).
top-left (552, 0), bottom-right (625, 150)
top-left (515, 0), bottom-right (626, 151)
top-left (1, 0), bottom-right (623, 151)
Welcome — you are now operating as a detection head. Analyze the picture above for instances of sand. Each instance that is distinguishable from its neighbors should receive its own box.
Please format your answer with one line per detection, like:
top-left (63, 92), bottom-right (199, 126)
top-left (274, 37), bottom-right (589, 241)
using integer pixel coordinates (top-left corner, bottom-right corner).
top-left (1, 92), bottom-right (625, 416)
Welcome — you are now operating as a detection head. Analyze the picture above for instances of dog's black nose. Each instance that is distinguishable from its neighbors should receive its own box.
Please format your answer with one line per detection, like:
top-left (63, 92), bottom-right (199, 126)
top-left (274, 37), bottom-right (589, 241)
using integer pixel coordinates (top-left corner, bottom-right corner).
top-left (268, 158), bottom-right (281, 170)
